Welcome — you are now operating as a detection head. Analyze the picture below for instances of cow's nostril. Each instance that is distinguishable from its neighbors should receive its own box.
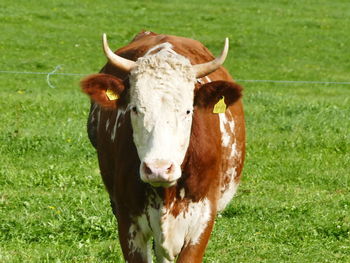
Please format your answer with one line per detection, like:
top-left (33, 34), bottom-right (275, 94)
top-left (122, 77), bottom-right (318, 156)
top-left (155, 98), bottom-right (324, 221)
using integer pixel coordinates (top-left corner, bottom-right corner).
top-left (166, 164), bottom-right (174, 174)
top-left (143, 162), bottom-right (153, 175)
top-left (143, 160), bottom-right (174, 177)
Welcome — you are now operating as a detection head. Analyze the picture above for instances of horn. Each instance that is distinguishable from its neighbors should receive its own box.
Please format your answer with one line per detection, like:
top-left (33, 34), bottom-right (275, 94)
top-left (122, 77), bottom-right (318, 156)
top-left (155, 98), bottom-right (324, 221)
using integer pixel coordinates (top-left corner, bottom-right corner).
top-left (102, 33), bottom-right (136, 72)
top-left (193, 38), bottom-right (229, 78)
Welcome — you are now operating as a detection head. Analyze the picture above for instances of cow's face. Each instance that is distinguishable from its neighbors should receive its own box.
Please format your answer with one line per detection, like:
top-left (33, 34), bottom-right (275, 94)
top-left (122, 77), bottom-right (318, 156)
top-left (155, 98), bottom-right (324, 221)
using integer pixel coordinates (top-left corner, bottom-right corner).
top-left (129, 49), bottom-right (195, 187)
top-left (81, 34), bottom-right (243, 188)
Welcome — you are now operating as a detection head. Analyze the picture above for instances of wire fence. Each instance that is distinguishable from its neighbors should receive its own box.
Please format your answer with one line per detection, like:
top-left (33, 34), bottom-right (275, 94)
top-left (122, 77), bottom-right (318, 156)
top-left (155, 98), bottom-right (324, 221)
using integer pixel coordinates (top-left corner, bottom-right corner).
top-left (1, 67), bottom-right (350, 88)
top-left (0, 67), bottom-right (85, 89)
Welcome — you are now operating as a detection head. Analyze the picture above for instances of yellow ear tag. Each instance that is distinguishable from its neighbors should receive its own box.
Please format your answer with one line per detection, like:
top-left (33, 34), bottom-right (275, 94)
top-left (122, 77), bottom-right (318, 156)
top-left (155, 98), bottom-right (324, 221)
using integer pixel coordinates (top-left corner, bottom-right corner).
top-left (213, 96), bottom-right (227, 114)
top-left (106, 89), bottom-right (119, 101)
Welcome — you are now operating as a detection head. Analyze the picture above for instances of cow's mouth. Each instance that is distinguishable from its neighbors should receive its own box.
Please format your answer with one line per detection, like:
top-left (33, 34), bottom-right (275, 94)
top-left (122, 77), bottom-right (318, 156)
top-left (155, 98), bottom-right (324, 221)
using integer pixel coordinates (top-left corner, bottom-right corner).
top-left (147, 179), bottom-right (177, 188)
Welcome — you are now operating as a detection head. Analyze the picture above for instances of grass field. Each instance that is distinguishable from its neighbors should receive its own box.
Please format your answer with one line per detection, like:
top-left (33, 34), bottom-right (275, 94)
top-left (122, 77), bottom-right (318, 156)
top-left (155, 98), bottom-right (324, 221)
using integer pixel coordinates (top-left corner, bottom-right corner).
top-left (1, 0), bottom-right (349, 262)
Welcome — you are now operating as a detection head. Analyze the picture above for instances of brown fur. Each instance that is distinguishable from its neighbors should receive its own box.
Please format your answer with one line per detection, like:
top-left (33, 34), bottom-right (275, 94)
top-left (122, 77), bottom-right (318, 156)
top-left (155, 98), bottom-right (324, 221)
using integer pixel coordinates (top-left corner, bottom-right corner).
top-left (81, 73), bottom-right (127, 109)
top-left (194, 81), bottom-right (243, 109)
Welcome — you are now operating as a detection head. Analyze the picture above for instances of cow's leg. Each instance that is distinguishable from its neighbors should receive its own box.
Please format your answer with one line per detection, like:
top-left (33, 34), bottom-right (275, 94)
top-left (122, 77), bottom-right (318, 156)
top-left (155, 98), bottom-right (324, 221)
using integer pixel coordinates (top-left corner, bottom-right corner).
top-left (110, 199), bottom-right (117, 216)
top-left (176, 217), bottom-right (215, 263)
top-left (117, 215), bottom-right (152, 263)
top-left (154, 242), bottom-right (173, 263)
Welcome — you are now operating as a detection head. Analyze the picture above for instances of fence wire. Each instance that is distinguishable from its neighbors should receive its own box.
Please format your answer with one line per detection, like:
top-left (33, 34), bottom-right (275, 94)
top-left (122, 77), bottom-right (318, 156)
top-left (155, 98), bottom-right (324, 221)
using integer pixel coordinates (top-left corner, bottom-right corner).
top-left (1, 67), bottom-right (350, 87)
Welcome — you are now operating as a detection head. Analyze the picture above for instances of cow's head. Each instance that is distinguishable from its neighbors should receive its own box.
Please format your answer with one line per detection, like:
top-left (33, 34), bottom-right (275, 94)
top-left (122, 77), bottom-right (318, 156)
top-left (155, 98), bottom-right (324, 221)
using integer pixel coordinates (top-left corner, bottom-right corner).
top-left (81, 34), bottom-right (242, 187)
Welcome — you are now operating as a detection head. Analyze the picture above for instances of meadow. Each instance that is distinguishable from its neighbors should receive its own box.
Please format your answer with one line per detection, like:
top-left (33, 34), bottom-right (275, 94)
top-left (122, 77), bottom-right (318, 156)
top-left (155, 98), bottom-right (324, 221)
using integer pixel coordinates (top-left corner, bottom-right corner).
top-left (0, 0), bottom-right (349, 262)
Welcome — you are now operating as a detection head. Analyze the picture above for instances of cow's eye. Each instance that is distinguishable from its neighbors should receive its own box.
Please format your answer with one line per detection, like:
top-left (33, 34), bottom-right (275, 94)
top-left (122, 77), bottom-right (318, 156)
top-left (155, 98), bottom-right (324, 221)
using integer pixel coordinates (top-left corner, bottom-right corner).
top-left (186, 110), bottom-right (191, 115)
top-left (132, 106), bottom-right (138, 114)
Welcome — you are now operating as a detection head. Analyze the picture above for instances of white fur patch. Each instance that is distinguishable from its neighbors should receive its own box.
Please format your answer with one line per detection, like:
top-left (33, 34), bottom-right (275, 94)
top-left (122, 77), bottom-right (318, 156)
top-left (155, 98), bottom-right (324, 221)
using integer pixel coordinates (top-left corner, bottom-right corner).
top-left (205, 76), bottom-right (211, 83)
top-left (160, 198), bottom-right (211, 260)
top-left (132, 193), bottom-right (211, 262)
top-left (111, 108), bottom-right (126, 142)
top-left (111, 117), bottom-right (118, 141)
top-left (196, 76), bottom-right (212, 85)
top-left (129, 45), bottom-right (196, 183)
top-left (149, 199), bottom-right (211, 261)
top-left (219, 113), bottom-right (231, 147)
top-left (145, 42), bottom-right (174, 56)
top-left (105, 118), bottom-right (110, 131)
top-left (90, 103), bottom-right (98, 124)
top-left (128, 214), bottom-right (152, 261)
top-left (217, 112), bottom-right (240, 211)
top-left (179, 188), bottom-right (185, 199)
top-left (230, 141), bottom-right (238, 158)
top-left (217, 167), bottom-right (238, 211)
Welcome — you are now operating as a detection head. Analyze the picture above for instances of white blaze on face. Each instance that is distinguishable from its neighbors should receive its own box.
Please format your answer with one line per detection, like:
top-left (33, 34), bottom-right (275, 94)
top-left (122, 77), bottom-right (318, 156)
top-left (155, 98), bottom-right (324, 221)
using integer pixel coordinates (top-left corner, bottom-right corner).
top-left (129, 43), bottom-right (196, 186)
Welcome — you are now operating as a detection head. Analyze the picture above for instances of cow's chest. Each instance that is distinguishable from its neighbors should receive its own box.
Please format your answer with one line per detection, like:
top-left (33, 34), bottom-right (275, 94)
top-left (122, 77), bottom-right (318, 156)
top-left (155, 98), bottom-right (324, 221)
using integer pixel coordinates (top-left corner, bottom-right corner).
top-left (128, 191), bottom-right (212, 261)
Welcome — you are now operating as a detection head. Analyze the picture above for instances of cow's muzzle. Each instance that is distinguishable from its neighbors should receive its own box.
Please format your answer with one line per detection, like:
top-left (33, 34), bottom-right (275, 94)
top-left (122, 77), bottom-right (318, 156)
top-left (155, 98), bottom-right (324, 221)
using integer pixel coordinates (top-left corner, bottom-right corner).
top-left (140, 159), bottom-right (179, 187)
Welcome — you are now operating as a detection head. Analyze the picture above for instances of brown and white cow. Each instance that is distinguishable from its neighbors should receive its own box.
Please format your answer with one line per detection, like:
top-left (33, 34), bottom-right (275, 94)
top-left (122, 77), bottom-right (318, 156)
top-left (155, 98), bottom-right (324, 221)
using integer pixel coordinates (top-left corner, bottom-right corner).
top-left (81, 31), bottom-right (245, 262)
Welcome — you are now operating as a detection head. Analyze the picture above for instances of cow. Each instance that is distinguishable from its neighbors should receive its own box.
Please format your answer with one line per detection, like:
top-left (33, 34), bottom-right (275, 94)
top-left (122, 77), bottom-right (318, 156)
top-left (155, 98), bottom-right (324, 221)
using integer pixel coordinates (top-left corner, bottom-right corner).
top-left (81, 31), bottom-right (245, 262)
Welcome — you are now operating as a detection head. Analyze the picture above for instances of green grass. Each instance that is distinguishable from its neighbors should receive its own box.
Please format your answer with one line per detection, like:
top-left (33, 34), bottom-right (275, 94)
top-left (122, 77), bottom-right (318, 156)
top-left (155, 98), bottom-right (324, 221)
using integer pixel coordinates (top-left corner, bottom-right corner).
top-left (0, 0), bottom-right (349, 262)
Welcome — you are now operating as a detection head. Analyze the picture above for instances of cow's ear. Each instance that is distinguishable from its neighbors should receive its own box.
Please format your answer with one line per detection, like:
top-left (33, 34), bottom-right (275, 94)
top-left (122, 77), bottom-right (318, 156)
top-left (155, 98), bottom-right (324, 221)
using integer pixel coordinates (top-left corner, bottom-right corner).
top-left (80, 74), bottom-right (126, 109)
top-left (194, 81), bottom-right (242, 110)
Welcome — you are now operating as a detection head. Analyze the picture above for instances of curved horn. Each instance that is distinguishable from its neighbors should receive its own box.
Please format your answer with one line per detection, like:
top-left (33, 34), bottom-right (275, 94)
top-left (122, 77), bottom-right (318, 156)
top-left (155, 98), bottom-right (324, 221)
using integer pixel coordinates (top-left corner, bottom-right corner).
top-left (102, 33), bottom-right (136, 72)
top-left (193, 38), bottom-right (229, 78)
